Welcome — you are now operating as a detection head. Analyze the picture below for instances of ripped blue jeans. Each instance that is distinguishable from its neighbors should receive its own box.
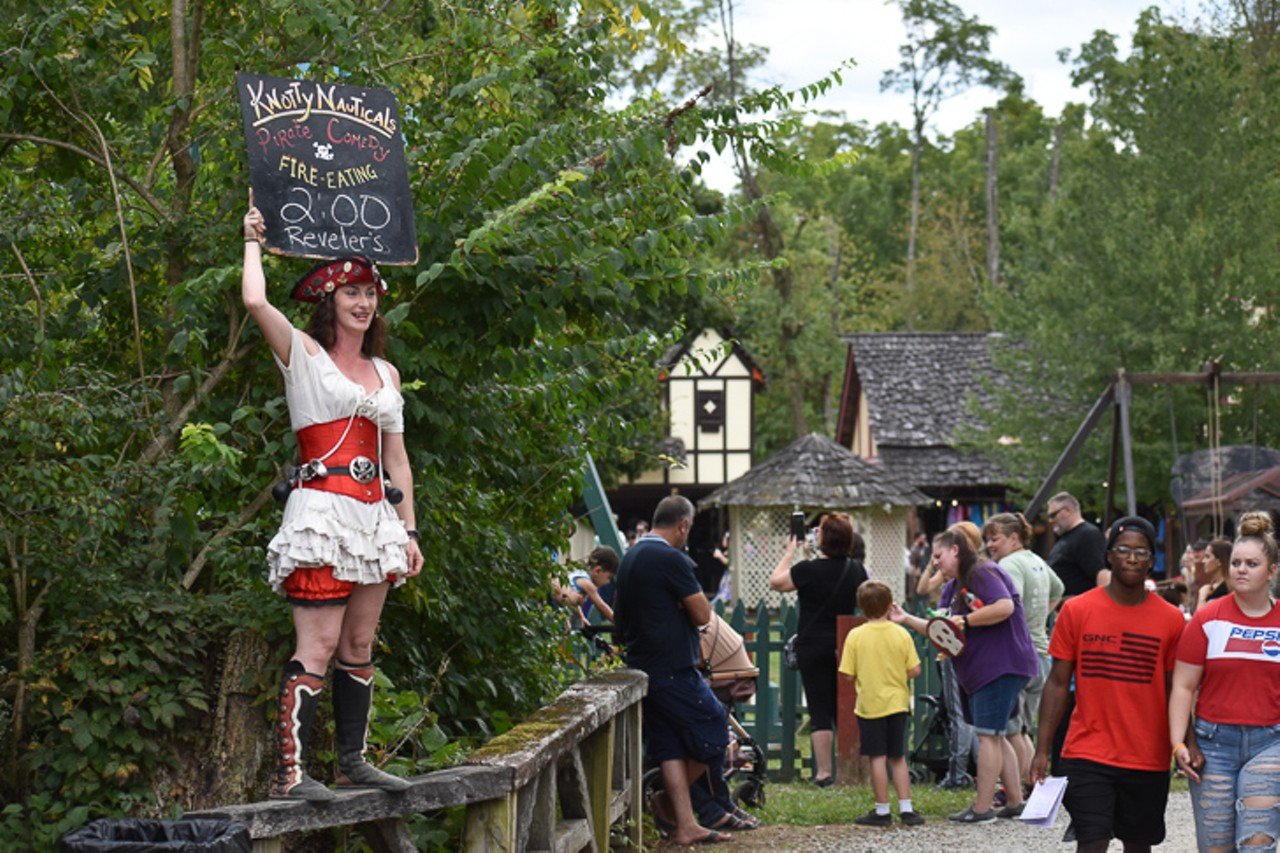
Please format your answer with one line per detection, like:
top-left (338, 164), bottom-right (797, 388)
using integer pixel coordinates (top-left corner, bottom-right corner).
top-left (1191, 717), bottom-right (1280, 851)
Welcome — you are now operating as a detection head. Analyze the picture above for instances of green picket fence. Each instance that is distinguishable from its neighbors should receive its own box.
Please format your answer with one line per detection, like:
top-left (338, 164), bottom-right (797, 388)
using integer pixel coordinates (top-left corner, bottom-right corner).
top-left (711, 599), bottom-right (946, 783)
top-left (574, 600), bottom-right (948, 784)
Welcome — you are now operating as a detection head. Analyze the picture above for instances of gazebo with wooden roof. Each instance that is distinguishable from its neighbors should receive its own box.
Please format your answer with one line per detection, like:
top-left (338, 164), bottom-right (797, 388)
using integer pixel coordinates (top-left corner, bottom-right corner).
top-left (700, 432), bottom-right (930, 607)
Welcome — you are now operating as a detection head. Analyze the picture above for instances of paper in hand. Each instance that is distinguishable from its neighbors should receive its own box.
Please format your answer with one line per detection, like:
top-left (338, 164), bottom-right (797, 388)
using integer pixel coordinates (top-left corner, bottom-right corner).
top-left (1020, 776), bottom-right (1068, 827)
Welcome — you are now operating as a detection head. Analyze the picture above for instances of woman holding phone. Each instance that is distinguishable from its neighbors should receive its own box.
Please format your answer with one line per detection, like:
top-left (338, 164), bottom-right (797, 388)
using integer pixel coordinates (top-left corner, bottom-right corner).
top-left (770, 513), bottom-right (867, 786)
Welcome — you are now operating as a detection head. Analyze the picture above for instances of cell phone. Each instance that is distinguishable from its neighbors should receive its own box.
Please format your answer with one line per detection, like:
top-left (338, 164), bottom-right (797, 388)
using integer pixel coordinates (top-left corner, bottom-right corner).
top-left (790, 511), bottom-right (806, 541)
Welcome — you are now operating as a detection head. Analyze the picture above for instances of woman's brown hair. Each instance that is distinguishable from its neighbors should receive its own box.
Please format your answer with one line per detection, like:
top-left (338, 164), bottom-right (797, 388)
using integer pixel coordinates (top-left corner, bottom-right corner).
top-left (305, 297), bottom-right (388, 358)
top-left (819, 513), bottom-right (854, 559)
top-left (982, 512), bottom-right (1032, 548)
top-left (935, 523), bottom-right (981, 586)
top-left (1235, 511), bottom-right (1279, 565)
top-left (1206, 538), bottom-right (1232, 576)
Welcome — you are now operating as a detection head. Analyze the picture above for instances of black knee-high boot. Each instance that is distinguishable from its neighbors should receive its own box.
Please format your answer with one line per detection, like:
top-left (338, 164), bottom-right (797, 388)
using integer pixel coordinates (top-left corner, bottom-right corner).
top-left (269, 660), bottom-right (335, 801)
top-left (333, 661), bottom-right (410, 792)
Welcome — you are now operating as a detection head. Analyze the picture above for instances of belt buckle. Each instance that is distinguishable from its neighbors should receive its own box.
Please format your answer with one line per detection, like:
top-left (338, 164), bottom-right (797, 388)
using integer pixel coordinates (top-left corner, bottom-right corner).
top-left (298, 460), bottom-right (328, 481)
top-left (349, 456), bottom-right (377, 484)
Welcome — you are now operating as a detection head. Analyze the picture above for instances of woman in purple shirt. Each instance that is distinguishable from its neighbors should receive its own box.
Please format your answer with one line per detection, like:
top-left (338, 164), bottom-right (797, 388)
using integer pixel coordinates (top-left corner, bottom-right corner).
top-left (891, 524), bottom-right (1038, 823)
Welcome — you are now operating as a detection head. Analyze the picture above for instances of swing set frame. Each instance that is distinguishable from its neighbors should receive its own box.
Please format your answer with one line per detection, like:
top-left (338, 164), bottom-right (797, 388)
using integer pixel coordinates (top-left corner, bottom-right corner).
top-left (1023, 365), bottom-right (1280, 532)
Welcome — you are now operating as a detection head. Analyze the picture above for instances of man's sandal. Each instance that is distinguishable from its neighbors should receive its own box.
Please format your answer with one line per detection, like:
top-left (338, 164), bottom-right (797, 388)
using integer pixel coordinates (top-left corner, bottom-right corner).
top-left (678, 830), bottom-right (732, 845)
top-left (706, 811), bottom-right (757, 831)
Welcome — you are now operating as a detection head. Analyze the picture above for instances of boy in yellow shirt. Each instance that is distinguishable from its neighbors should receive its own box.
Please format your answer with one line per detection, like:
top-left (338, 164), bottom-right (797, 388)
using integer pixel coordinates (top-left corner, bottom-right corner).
top-left (839, 580), bottom-right (924, 827)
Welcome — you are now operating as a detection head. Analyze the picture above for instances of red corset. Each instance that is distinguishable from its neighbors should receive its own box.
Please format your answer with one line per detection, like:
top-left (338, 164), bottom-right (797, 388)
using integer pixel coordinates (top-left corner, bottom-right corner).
top-left (295, 417), bottom-right (382, 503)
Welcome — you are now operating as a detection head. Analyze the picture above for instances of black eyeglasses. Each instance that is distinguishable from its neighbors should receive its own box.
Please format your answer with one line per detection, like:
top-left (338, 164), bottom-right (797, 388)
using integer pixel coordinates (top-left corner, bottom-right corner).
top-left (1112, 545), bottom-right (1152, 560)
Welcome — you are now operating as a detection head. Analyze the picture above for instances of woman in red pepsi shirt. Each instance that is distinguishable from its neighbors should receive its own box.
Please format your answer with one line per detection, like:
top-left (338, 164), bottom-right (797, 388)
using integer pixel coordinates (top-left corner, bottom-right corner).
top-left (1170, 511), bottom-right (1280, 852)
top-left (243, 196), bottom-right (423, 800)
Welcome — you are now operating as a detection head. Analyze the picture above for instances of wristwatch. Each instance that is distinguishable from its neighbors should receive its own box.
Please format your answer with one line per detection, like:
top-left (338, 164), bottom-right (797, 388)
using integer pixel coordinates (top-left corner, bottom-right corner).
top-left (962, 614), bottom-right (970, 631)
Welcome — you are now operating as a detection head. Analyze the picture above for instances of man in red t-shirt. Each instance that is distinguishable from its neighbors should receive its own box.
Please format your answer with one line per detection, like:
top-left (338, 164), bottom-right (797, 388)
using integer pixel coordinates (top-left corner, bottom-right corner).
top-left (1032, 516), bottom-right (1186, 851)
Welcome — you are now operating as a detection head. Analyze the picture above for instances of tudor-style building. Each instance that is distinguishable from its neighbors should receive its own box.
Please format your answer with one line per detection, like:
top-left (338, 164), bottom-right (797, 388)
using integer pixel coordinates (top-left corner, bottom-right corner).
top-left (606, 328), bottom-right (765, 532)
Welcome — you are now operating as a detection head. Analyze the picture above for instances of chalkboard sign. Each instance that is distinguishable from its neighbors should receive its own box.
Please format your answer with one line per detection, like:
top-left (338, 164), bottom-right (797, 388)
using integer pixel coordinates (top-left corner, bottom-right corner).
top-left (237, 72), bottom-right (418, 265)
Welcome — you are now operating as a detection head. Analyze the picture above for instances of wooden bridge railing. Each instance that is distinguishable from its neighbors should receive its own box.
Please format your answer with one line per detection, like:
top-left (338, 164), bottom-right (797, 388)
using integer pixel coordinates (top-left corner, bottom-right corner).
top-left (189, 669), bottom-right (647, 852)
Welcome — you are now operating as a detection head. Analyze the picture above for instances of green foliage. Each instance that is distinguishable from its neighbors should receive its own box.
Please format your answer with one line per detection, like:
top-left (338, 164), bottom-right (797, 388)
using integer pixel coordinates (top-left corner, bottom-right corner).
top-left (978, 8), bottom-right (1280, 503)
top-left (881, 0), bottom-right (1018, 135)
top-left (0, 0), bottom-right (779, 844)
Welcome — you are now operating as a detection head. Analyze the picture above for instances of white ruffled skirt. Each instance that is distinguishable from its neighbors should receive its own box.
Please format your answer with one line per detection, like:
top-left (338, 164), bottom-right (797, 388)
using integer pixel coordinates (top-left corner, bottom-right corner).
top-left (266, 489), bottom-right (409, 593)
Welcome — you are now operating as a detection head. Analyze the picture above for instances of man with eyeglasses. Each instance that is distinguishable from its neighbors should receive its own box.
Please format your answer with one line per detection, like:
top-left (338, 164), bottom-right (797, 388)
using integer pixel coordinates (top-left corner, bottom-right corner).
top-left (1032, 516), bottom-right (1186, 851)
top-left (1046, 492), bottom-right (1108, 599)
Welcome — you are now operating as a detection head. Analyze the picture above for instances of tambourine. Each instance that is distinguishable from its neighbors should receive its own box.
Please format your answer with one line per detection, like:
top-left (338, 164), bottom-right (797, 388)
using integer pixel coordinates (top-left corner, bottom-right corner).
top-left (926, 617), bottom-right (966, 658)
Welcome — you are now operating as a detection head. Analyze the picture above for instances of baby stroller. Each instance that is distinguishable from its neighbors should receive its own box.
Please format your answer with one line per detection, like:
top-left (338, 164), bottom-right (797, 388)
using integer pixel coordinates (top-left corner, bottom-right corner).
top-left (642, 613), bottom-right (768, 828)
top-left (908, 693), bottom-right (952, 783)
top-left (698, 613), bottom-right (767, 808)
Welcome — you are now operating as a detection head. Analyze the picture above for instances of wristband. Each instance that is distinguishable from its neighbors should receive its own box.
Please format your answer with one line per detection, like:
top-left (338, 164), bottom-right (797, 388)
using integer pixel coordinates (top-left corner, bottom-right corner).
top-left (1173, 742), bottom-right (1187, 758)
top-left (962, 614), bottom-right (970, 631)
top-left (405, 529), bottom-right (420, 542)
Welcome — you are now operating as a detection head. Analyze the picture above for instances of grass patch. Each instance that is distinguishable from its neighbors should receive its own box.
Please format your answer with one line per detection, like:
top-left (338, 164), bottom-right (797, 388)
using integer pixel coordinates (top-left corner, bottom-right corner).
top-left (752, 781), bottom-right (973, 825)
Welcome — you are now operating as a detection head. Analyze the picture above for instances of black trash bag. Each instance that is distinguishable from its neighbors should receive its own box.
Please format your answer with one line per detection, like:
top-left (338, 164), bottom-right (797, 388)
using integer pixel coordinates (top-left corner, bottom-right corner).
top-left (60, 818), bottom-right (250, 852)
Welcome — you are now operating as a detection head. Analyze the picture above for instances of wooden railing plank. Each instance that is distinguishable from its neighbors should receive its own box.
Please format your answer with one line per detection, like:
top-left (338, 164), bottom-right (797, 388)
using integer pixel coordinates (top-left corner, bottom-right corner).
top-left (468, 671), bottom-right (646, 789)
top-left (188, 764), bottom-right (511, 838)
top-left (189, 670), bottom-right (647, 851)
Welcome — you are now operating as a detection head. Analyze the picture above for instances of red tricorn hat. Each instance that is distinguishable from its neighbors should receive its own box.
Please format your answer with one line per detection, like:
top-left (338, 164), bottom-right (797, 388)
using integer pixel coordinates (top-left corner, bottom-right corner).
top-left (290, 256), bottom-right (387, 303)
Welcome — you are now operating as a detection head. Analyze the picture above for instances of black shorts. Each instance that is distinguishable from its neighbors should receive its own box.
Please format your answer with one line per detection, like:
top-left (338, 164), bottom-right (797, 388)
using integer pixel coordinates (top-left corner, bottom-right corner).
top-left (642, 668), bottom-right (728, 765)
top-left (1060, 757), bottom-right (1170, 845)
top-left (857, 711), bottom-right (907, 759)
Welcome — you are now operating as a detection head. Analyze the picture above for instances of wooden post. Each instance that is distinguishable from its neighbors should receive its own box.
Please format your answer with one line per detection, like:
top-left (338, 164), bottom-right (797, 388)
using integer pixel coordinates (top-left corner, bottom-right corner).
top-left (1106, 397), bottom-right (1120, 530)
top-left (1024, 382), bottom-right (1116, 519)
top-left (581, 718), bottom-right (615, 852)
top-left (464, 790), bottom-right (516, 852)
top-left (1117, 374), bottom-right (1137, 516)
top-left (834, 614), bottom-right (867, 784)
top-left (626, 701), bottom-right (643, 851)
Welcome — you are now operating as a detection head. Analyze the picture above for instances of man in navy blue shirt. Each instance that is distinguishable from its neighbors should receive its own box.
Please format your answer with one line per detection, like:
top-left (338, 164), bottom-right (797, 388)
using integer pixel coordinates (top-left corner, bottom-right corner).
top-left (615, 495), bottom-right (731, 845)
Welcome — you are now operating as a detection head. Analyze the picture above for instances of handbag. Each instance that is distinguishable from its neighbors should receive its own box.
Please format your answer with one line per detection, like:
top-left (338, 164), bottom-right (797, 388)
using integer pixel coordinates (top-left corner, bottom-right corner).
top-left (782, 558), bottom-right (853, 671)
top-left (783, 633), bottom-right (800, 669)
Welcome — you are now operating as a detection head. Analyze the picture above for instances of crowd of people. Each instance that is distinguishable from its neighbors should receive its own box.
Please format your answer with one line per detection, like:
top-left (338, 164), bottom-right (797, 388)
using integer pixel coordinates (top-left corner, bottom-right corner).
top-left (596, 490), bottom-right (1280, 850)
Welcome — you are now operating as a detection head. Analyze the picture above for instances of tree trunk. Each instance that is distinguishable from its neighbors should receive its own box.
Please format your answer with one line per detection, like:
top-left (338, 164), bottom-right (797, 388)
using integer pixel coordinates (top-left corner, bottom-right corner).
top-left (906, 124), bottom-right (922, 328)
top-left (200, 630), bottom-right (272, 809)
top-left (1048, 122), bottom-right (1063, 202)
top-left (720, 0), bottom-right (808, 437)
top-left (161, 0), bottom-right (203, 415)
top-left (984, 110), bottom-right (1000, 290)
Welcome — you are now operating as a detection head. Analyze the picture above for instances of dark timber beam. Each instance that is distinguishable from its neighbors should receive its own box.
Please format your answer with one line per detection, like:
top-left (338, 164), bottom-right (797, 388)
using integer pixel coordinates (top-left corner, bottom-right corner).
top-left (1025, 382), bottom-right (1116, 520)
top-left (1117, 374), bottom-right (1137, 517)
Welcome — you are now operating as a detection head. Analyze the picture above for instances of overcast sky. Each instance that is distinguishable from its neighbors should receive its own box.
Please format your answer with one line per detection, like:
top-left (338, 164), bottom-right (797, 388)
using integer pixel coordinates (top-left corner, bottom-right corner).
top-left (697, 0), bottom-right (1193, 190)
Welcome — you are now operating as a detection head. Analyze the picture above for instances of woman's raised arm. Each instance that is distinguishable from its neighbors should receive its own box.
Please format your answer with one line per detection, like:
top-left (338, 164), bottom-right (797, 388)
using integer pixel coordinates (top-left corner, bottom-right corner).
top-left (242, 190), bottom-right (299, 365)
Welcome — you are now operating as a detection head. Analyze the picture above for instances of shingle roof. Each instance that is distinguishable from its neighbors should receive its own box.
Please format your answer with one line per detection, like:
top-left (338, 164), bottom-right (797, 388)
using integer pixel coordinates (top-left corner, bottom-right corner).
top-left (699, 433), bottom-right (930, 510)
top-left (837, 332), bottom-right (1008, 492)
top-left (878, 446), bottom-right (1006, 491)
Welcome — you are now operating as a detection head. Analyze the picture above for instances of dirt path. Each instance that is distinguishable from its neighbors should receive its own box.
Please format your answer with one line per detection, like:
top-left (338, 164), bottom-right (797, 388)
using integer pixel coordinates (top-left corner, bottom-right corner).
top-left (660, 789), bottom-right (1197, 851)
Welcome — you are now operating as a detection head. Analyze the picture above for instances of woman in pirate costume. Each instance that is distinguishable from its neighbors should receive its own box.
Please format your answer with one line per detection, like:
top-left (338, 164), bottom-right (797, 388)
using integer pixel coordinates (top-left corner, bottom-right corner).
top-left (243, 195), bottom-right (423, 800)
